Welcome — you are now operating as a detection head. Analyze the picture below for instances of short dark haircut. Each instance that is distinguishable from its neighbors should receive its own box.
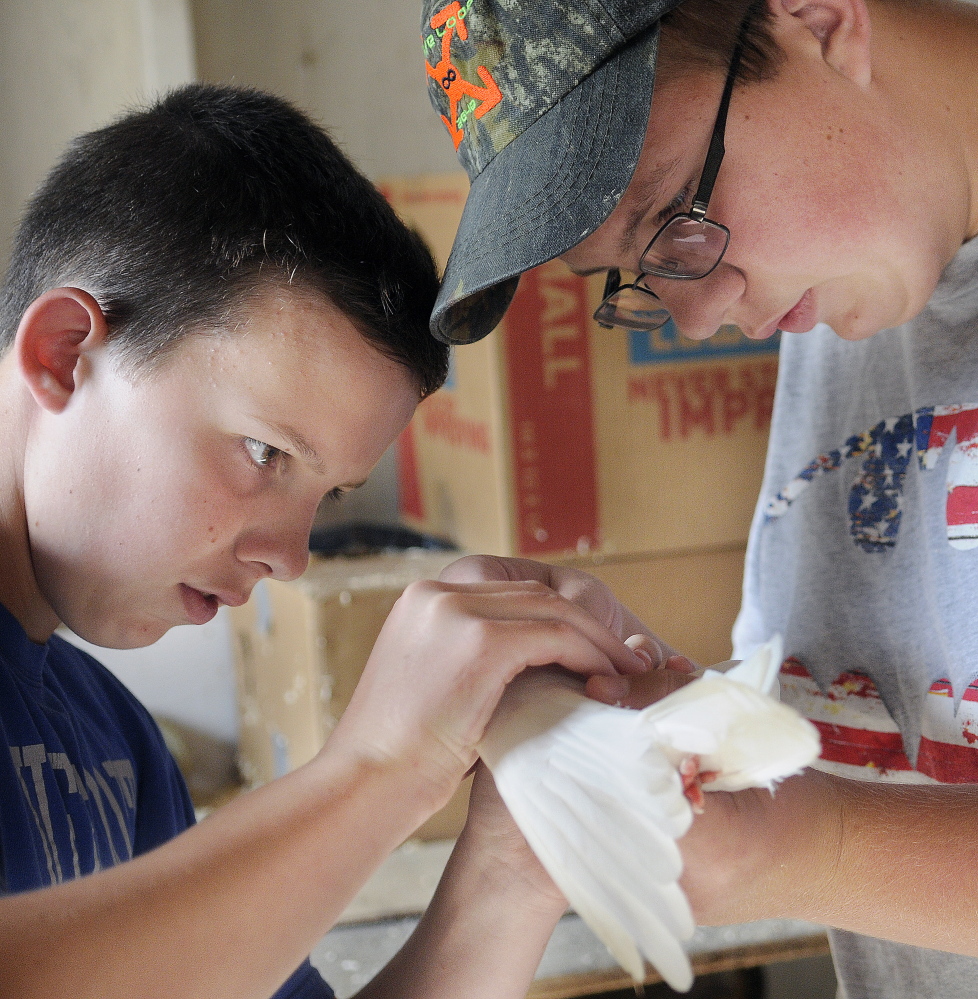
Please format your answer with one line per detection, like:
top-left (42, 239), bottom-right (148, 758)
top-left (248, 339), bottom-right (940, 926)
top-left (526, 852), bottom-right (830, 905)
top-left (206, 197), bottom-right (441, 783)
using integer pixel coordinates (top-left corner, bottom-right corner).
top-left (658, 0), bottom-right (785, 87)
top-left (0, 84), bottom-right (448, 398)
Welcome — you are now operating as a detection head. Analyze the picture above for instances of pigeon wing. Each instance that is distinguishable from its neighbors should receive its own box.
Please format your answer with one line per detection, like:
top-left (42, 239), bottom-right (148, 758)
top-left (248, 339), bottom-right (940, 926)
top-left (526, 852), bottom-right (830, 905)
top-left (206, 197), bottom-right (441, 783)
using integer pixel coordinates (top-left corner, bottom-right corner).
top-left (477, 637), bottom-right (820, 992)
top-left (479, 668), bottom-right (696, 991)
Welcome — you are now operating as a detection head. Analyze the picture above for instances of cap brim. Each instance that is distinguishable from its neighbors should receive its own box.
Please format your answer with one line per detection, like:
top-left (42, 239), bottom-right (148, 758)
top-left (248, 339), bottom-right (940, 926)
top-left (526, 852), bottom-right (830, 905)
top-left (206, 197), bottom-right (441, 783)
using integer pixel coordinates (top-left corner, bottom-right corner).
top-left (430, 23), bottom-right (660, 346)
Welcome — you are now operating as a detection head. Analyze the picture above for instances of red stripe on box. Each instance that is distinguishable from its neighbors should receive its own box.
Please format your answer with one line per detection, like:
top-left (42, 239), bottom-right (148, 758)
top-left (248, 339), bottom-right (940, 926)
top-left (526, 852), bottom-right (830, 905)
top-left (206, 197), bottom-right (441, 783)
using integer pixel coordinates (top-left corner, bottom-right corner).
top-left (396, 422), bottom-right (424, 521)
top-left (504, 265), bottom-right (599, 555)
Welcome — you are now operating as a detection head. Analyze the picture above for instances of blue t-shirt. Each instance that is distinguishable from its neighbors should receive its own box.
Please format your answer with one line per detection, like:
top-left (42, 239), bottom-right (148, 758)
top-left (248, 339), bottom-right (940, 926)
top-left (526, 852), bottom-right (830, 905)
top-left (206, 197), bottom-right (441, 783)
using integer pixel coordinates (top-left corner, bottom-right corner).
top-left (0, 601), bottom-right (332, 998)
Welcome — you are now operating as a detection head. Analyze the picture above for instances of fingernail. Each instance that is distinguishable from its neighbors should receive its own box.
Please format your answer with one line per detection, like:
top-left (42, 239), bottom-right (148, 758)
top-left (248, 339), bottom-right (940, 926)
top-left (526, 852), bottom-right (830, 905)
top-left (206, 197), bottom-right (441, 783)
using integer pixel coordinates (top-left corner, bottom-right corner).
top-left (667, 654), bottom-right (696, 673)
top-left (633, 647), bottom-right (654, 670)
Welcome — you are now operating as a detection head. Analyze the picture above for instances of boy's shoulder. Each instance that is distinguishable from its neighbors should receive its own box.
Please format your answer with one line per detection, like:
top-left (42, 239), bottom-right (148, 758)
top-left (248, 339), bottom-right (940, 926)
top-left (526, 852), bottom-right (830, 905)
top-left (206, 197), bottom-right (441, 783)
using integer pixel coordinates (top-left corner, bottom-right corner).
top-left (0, 601), bottom-right (196, 890)
top-left (0, 600), bottom-right (180, 782)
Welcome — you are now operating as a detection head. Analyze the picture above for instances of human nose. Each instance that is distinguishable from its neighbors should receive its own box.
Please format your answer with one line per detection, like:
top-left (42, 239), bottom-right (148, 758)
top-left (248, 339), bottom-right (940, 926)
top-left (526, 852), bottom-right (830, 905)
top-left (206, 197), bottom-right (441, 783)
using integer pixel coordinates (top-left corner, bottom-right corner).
top-left (647, 262), bottom-right (746, 341)
top-left (234, 504), bottom-right (314, 582)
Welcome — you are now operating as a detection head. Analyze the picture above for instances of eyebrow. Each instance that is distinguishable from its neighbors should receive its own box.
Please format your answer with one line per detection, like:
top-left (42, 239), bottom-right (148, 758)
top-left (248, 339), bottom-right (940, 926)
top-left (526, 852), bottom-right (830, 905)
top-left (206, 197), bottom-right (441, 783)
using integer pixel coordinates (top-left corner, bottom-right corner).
top-left (616, 153), bottom-right (685, 259)
top-left (269, 421), bottom-right (324, 471)
top-left (254, 419), bottom-right (337, 479)
top-left (561, 153), bottom-right (686, 278)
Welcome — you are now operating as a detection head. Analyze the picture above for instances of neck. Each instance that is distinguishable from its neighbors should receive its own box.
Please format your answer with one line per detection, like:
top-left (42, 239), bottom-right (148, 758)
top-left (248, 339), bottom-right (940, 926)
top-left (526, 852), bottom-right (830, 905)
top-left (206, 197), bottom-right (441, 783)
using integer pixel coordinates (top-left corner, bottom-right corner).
top-left (0, 352), bottom-right (59, 643)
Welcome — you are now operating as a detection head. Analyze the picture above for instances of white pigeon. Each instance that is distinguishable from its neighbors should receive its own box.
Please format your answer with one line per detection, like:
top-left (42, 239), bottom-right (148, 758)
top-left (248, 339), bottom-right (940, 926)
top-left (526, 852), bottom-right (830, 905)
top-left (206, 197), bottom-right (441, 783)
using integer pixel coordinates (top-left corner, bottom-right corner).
top-left (477, 636), bottom-right (820, 993)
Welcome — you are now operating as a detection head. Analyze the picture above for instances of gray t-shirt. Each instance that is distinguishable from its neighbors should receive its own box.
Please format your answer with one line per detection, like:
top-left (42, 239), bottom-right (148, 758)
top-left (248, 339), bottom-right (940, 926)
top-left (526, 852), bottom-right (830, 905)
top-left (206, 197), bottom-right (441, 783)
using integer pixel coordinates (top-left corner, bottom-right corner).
top-left (734, 234), bottom-right (978, 997)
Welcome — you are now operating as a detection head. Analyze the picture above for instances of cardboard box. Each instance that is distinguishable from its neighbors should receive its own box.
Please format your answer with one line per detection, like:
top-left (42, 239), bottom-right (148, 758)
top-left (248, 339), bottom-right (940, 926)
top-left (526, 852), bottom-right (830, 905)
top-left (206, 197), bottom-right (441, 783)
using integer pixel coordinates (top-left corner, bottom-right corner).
top-left (383, 172), bottom-right (779, 560)
top-left (578, 546), bottom-right (745, 669)
top-left (228, 550), bottom-right (471, 842)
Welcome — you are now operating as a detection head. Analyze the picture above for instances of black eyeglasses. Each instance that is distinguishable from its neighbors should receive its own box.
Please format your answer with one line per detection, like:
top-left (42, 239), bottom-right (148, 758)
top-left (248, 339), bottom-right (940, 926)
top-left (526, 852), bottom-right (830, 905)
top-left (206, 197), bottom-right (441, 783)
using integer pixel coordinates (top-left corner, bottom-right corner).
top-left (594, 4), bottom-right (756, 333)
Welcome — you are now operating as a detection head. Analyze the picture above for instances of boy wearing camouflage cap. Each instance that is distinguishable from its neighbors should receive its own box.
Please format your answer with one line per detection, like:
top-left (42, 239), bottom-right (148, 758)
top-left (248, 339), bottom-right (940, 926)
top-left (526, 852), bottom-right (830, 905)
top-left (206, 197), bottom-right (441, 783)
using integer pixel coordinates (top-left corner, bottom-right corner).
top-left (423, 0), bottom-right (978, 995)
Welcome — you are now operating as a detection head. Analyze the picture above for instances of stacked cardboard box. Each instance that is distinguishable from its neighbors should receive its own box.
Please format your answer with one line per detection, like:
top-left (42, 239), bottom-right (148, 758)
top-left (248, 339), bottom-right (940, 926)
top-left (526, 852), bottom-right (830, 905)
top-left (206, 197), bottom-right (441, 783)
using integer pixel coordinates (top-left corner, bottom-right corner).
top-left (384, 172), bottom-right (778, 664)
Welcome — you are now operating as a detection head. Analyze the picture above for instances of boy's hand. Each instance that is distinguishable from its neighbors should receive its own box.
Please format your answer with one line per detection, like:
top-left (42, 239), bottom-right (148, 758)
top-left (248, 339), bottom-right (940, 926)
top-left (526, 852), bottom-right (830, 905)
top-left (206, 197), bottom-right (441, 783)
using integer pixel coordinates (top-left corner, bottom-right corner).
top-left (329, 577), bottom-right (649, 825)
top-left (441, 554), bottom-right (700, 709)
top-left (441, 554), bottom-right (657, 646)
top-left (453, 647), bottom-right (696, 918)
top-left (454, 645), bottom-right (700, 918)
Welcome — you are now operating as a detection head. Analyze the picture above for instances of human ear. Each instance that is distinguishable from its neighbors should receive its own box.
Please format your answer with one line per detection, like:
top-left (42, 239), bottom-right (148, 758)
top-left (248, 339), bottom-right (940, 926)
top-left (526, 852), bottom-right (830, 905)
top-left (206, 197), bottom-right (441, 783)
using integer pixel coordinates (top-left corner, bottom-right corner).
top-left (775, 0), bottom-right (873, 88)
top-left (15, 287), bottom-right (109, 414)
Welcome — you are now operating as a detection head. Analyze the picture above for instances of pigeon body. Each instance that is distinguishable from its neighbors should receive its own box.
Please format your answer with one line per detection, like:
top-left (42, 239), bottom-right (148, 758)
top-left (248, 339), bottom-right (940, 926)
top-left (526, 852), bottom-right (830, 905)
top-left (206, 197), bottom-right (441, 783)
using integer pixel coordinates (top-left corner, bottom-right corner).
top-left (477, 637), bottom-right (820, 992)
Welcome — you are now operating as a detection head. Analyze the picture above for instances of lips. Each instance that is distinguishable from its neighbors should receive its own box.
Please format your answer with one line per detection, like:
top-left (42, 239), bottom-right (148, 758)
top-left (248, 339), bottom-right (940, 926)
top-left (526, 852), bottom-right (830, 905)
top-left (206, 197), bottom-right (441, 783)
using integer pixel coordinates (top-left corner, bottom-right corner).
top-left (179, 584), bottom-right (220, 625)
top-left (776, 288), bottom-right (817, 334)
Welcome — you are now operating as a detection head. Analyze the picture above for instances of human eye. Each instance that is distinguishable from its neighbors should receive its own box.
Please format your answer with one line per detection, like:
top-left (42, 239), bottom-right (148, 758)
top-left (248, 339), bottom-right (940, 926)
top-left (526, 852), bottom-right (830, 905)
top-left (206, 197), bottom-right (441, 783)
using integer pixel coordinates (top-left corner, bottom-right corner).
top-left (652, 182), bottom-right (694, 226)
top-left (323, 485), bottom-right (348, 503)
top-left (243, 437), bottom-right (284, 469)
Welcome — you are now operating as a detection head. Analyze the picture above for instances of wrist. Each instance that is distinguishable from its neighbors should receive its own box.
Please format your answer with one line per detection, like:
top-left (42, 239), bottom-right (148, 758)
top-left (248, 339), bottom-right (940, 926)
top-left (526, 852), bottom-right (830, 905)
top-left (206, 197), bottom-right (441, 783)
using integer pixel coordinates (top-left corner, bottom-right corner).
top-left (452, 813), bottom-right (568, 922)
top-left (680, 768), bottom-right (844, 926)
top-left (324, 699), bottom-right (472, 819)
top-left (736, 768), bottom-right (846, 922)
top-left (437, 823), bottom-right (567, 940)
top-left (358, 804), bottom-right (564, 999)
top-left (309, 736), bottom-right (453, 847)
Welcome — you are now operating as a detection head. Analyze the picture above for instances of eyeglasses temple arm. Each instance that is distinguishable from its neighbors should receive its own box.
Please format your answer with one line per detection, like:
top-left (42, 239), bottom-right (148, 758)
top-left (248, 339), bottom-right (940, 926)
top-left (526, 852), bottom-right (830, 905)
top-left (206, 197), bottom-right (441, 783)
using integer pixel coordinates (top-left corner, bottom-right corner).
top-left (601, 268), bottom-right (623, 300)
top-left (689, 4), bottom-right (757, 221)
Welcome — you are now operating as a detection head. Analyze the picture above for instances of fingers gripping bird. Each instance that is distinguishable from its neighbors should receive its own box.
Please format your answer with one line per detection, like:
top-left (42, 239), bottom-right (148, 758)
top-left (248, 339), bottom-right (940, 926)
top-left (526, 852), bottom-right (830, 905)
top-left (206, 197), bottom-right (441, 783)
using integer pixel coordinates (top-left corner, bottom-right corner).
top-left (477, 636), bottom-right (820, 993)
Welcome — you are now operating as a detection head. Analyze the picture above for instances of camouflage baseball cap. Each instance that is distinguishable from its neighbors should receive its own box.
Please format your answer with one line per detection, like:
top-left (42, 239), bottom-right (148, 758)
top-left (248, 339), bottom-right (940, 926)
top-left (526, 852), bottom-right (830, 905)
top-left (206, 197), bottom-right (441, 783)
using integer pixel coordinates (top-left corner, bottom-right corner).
top-left (421, 0), bottom-right (687, 345)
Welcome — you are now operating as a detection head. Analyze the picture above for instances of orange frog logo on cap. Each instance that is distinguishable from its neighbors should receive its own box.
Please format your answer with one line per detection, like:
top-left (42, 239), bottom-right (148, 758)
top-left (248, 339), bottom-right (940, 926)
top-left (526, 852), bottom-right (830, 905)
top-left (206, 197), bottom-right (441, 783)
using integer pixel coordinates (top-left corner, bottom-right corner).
top-left (424, 0), bottom-right (502, 149)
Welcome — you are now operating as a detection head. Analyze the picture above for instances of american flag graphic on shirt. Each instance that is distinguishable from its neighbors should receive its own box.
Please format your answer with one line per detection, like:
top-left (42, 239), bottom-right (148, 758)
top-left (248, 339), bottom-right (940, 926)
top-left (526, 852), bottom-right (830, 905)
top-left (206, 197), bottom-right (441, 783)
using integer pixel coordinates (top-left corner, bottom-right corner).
top-left (764, 403), bottom-right (978, 782)
top-left (780, 659), bottom-right (978, 784)
top-left (764, 403), bottom-right (978, 551)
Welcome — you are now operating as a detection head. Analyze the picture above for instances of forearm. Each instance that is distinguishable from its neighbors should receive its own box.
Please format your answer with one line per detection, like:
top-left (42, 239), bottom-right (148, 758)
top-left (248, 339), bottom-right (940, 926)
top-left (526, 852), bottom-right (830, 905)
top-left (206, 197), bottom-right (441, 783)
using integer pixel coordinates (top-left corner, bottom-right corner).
top-left (686, 768), bottom-right (978, 955)
top-left (355, 822), bottom-right (566, 999)
top-left (0, 745), bottom-right (434, 999)
top-left (819, 772), bottom-right (978, 951)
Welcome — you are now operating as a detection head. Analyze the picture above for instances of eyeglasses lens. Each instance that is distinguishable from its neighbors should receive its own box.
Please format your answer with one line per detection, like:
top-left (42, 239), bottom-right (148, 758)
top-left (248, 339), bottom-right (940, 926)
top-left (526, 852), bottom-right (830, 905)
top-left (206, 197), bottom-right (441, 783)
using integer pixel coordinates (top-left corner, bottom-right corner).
top-left (641, 217), bottom-right (730, 280)
top-left (593, 282), bottom-right (671, 333)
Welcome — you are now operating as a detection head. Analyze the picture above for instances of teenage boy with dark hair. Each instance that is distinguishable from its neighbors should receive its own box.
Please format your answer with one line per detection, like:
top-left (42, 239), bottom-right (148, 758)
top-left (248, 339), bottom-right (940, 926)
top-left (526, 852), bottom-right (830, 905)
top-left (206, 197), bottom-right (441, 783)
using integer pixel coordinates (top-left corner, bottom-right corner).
top-left (422, 0), bottom-right (978, 995)
top-left (0, 83), bottom-right (651, 997)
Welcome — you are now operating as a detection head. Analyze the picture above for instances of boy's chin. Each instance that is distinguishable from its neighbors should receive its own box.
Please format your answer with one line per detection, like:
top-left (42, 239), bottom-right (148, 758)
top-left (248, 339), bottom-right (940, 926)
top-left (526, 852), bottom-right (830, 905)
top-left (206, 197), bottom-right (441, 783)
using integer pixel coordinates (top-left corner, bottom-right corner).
top-left (65, 615), bottom-right (173, 651)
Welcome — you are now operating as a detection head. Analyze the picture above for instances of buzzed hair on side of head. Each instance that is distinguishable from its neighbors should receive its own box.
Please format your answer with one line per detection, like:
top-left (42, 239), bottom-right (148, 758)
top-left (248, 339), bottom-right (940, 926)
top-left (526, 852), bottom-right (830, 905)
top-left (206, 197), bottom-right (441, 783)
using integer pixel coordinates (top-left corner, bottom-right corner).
top-left (658, 0), bottom-right (785, 86)
top-left (0, 83), bottom-right (448, 398)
